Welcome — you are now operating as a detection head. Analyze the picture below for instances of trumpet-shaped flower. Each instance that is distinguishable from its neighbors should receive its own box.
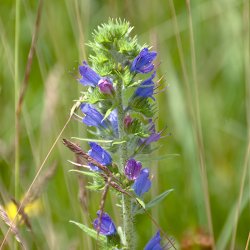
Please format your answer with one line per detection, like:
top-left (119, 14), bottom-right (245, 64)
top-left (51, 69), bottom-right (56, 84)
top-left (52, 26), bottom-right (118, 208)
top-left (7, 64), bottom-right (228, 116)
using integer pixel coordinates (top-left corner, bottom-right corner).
top-left (81, 103), bottom-right (108, 128)
top-left (144, 231), bottom-right (162, 250)
top-left (135, 72), bottom-right (156, 100)
top-left (88, 142), bottom-right (112, 171)
top-left (79, 61), bottom-right (101, 87)
top-left (124, 159), bottom-right (142, 180)
top-left (93, 210), bottom-right (117, 236)
top-left (131, 48), bottom-right (157, 74)
top-left (132, 168), bottom-right (151, 196)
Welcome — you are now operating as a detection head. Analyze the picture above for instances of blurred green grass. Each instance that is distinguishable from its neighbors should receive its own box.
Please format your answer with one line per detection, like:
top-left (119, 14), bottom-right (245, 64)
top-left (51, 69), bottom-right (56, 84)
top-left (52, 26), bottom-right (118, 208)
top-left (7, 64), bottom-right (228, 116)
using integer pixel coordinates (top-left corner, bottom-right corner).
top-left (0, 0), bottom-right (249, 249)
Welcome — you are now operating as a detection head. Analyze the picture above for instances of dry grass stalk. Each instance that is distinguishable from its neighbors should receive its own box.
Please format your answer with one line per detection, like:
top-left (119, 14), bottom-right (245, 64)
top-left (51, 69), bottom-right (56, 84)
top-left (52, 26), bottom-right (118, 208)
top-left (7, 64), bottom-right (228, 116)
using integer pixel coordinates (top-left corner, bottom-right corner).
top-left (75, 155), bottom-right (89, 213)
top-left (0, 205), bottom-right (26, 250)
top-left (22, 162), bottom-right (58, 207)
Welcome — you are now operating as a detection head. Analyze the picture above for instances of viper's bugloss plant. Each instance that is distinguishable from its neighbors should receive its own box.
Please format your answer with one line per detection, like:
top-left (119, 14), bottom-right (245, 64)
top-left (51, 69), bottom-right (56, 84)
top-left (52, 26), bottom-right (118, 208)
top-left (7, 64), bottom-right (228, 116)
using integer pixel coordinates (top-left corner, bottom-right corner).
top-left (64, 19), bottom-right (174, 250)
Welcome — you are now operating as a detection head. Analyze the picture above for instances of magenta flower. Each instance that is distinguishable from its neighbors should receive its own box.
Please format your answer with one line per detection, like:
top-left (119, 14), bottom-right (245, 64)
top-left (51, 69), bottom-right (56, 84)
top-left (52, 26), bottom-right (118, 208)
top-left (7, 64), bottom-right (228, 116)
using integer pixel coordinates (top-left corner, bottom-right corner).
top-left (98, 78), bottom-right (115, 95)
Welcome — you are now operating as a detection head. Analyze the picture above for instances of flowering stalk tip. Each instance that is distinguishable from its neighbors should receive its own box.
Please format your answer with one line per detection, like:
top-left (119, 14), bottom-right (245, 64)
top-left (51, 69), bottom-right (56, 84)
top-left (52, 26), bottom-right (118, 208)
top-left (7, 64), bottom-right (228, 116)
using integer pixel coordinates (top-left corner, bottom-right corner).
top-left (66, 19), bottom-right (171, 250)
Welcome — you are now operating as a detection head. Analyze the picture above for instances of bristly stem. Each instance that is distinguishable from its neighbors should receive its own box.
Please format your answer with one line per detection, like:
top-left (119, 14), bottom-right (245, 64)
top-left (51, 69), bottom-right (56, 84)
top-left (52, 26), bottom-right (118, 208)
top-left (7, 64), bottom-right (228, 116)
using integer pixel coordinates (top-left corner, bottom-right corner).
top-left (116, 80), bottom-right (134, 249)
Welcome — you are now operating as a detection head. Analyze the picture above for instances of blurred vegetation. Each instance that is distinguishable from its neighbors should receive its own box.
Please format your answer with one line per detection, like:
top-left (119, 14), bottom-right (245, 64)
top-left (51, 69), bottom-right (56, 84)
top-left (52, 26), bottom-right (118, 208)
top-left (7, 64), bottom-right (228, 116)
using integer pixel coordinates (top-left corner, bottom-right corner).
top-left (0, 0), bottom-right (249, 249)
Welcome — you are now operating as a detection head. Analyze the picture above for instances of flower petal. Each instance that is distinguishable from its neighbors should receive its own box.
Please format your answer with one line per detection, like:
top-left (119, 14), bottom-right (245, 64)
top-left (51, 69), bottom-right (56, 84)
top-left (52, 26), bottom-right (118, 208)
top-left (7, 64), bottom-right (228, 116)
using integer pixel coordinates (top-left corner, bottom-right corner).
top-left (93, 210), bottom-right (116, 236)
top-left (79, 61), bottom-right (101, 87)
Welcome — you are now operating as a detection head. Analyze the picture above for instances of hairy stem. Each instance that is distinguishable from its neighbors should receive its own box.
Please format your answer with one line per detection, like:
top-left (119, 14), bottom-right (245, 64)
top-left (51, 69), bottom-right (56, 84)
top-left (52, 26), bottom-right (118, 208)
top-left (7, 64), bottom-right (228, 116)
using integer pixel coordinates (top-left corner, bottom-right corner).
top-left (116, 81), bottom-right (134, 249)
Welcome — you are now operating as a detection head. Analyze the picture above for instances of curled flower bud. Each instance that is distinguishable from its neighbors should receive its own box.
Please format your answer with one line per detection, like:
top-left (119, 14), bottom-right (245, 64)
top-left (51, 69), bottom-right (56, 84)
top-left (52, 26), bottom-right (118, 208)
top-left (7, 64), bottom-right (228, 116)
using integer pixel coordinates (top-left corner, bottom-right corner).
top-left (81, 103), bottom-right (108, 128)
top-left (88, 142), bottom-right (112, 171)
top-left (144, 231), bottom-right (162, 250)
top-left (135, 72), bottom-right (156, 100)
top-left (124, 159), bottom-right (142, 180)
top-left (132, 168), bottom-right (151, 196)
top-left (98, 78), bottom-right (115, 95)
top-left (131, 48), bottom-right (157, 74)
top-left (93, 210), bottom-right (117, 236)
top-left (124, 114), bottom-right (133, 128)
top-left (79, 61), bottom-right (101, 87)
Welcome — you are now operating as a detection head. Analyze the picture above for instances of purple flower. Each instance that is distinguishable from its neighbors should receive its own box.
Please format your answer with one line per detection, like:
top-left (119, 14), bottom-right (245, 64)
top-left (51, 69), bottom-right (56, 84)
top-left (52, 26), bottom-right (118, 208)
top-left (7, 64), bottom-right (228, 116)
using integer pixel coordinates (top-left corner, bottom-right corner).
top-left (81, 103), bottom-right (108, 128)
top-left (144, 231), bottom-right (162, 250)
top-left (144, 120), bottom-right (161, 145)
top-left (93, 210), bottom-right (116, 236)
top-left (124, 159), bottom-right (142, 180)
top-left (135, 72), bottom-right (156, 100)
top-left (131, 48), bottom-right (157, 74)
top-left (79, 61), bottom-right (101, 87)
top-left (124, 114), bottom-right (133, 128)
top-left (132, 168), bottom-right (151, 196)
top-left (145, 133), bottom-right (161, 145)
top-left (88, 142), bottom-right (112, 171)
top-left (98, 78), bottom-right (115, 95)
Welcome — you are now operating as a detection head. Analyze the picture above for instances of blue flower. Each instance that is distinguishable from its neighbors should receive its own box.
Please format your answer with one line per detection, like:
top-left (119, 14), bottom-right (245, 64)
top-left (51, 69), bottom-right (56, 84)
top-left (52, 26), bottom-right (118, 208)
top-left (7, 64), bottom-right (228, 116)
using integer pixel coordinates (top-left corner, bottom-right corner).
top-left (93, 210), bottom-right (117, 236)
top-left (81, 103), bottom-right (108, 128)
top-left (79, 61), bottom-right (101, 87)
top-left (88, 142), bottom-right (112, 171)
top-left (135, 72), bottom-right (156, 100)
top-left (108, 109), bottom-right (118, 136)
top-left (124, 158), bottom-right (142, 180)
top-left (131, 48), bottom-right (157, 74)
top-left (144, 231), bottom-right (162, 250)
top-left (132, 168), bottom-right (151, 196)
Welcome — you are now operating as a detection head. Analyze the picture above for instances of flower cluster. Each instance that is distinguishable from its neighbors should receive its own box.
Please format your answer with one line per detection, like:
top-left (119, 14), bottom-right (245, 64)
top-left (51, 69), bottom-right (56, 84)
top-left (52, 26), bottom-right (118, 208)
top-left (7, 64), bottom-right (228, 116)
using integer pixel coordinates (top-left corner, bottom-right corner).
top-left (66, 19), bottom-right (170, 250)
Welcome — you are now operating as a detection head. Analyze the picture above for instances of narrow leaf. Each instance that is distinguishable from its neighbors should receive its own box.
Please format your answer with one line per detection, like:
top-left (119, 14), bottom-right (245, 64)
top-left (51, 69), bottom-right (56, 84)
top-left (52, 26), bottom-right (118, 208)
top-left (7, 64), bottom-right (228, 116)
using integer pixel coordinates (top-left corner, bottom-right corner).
top-left (135, 189), bottom-right (174, 215)
top-left (69, 220), bottom-right (106, 244)
top-left (69, 169), bottom-right (99, 178)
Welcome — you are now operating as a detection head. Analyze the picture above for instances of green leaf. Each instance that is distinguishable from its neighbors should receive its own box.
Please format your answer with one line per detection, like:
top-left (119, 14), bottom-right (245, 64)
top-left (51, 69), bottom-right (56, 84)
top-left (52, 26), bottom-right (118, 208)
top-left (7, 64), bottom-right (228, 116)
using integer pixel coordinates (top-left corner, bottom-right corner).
top-left (69, 220), bottom-right (107, 244)
top-left (135, 198), bottom-right (145, 209)
top-left (71, 137), bottom-right (113, 143)
top-left (134, 189), bottom-right (174, 215)
top-left (129, 97), bottom-right (154, 117)
top-left (69, 169), bottom-right (100, 178)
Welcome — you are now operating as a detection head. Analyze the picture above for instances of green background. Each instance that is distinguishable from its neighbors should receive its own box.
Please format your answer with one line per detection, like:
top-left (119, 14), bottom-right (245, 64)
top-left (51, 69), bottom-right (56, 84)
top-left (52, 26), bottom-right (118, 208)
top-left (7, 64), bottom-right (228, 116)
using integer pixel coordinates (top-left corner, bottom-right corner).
top-left (0, 0), bottom-right (249, 249)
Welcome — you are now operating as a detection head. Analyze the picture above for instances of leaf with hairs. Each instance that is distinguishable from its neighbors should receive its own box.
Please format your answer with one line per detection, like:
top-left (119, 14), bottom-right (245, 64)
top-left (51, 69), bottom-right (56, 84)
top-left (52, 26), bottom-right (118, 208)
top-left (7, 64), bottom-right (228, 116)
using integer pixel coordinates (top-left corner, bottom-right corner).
top-left (134, 189), bottom-right (174, 215)
top-left (70, 220), bottom-right (107, 244)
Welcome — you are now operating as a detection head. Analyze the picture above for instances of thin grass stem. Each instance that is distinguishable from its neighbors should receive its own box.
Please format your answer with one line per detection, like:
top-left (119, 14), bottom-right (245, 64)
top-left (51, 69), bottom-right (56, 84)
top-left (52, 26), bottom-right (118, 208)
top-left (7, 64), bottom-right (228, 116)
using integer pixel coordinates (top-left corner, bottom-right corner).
top-left (185, 1), bottom-right (214, 245)
top-left (0, 114), bottom-right (72, 249)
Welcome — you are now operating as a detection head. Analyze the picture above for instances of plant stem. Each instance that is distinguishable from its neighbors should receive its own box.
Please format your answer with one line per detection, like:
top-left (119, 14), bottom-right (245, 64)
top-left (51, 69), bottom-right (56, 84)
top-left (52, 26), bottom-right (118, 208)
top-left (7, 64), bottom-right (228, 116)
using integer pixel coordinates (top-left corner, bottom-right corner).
top-left (15, 0), bottom-right (20, 201)
top-left (116, 81), bottom-right (134, 249)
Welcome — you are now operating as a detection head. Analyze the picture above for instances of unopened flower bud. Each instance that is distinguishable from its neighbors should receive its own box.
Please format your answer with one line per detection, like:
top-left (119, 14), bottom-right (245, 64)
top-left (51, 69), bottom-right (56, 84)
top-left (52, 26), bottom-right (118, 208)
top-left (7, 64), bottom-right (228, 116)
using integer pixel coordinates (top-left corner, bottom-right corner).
top-left (98, 78), bottom-right (115, 95)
